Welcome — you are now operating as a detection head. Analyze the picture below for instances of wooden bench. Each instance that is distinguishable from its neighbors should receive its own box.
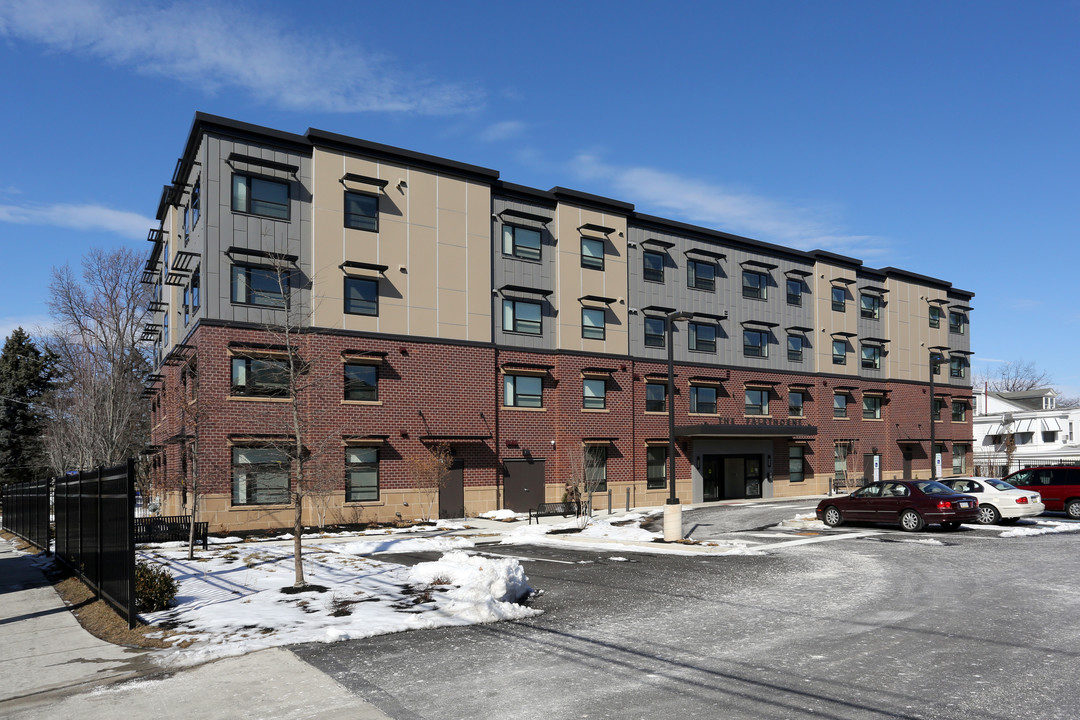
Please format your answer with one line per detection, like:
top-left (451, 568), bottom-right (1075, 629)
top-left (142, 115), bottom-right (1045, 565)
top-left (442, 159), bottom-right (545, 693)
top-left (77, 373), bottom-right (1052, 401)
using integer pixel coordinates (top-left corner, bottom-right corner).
top-left (529, 501), bottom-right (582, 525)
top-left (134, 516), bottom-right (209, 550)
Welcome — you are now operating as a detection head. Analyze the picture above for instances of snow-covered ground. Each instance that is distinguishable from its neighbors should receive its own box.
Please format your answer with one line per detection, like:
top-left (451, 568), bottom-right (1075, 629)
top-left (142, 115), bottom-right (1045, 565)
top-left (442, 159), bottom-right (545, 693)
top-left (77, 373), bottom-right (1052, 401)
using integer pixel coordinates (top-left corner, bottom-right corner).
top-left (144, 536), bottom-right (537, 667)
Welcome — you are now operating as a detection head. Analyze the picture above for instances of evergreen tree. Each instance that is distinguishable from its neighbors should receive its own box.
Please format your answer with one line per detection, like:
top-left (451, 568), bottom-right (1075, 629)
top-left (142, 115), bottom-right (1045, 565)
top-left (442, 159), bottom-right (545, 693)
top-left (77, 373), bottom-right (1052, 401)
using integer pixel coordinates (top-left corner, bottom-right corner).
top-left (0, 327), bottom-right (55, 484)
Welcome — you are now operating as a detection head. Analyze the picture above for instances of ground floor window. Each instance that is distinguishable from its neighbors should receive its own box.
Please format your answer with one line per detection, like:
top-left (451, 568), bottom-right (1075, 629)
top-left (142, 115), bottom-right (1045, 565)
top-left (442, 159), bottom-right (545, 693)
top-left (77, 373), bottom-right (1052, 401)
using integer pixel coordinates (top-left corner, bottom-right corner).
top-left (585, 446), bottom-right (607, 492)
top-left (646, 446), bottom-right (667, 489)
top-left (834, 443), bottom-right (850, 482)
top-left (346, 447), bottom-right (379, 502)
top-left (232, 447), bottom-right (290, 505)
top-left (789, 446), bottom-right (804, 482)
top-left (952, 444), bottom-right (968, 475)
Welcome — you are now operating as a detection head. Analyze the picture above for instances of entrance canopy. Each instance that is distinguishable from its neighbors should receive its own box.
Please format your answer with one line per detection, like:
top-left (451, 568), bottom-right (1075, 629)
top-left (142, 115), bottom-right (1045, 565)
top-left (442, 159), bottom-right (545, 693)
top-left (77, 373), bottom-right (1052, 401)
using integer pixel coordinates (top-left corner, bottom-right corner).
top-left (675, 421), bottom-right (817, 439)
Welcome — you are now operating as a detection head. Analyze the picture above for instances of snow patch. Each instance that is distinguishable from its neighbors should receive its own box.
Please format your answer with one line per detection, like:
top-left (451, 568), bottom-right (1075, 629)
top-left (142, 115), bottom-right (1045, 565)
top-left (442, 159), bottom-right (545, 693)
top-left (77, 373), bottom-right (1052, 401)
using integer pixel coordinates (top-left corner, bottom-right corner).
top-left (1000, 521), bottom-right (1080, 538)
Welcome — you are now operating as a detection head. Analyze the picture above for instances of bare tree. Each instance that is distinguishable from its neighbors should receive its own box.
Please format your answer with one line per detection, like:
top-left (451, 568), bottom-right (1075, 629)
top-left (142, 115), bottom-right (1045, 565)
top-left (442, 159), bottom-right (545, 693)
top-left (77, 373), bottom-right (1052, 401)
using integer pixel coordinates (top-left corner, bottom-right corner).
top-left (977, 359), bottom-right (1055, 393)
top-left (561, 445), bottom-right (607, 529)
top-left (43, 248), bottom-right (151, 472)
top-left (409, 442), bottom-right (452, 522)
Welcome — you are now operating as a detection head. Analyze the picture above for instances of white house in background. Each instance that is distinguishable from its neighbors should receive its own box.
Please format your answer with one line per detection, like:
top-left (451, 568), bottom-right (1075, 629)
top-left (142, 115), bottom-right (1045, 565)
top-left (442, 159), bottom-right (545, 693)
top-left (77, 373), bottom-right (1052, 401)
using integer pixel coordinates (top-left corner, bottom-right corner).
top-left (973, 387), bottom-right (1080, 476)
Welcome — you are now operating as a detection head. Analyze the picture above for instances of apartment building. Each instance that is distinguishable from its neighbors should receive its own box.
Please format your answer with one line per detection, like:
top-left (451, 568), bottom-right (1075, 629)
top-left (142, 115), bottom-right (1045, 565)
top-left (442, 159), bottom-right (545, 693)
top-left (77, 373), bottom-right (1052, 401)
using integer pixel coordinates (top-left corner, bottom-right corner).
top-left (144, 113), bottom-right (975, 532)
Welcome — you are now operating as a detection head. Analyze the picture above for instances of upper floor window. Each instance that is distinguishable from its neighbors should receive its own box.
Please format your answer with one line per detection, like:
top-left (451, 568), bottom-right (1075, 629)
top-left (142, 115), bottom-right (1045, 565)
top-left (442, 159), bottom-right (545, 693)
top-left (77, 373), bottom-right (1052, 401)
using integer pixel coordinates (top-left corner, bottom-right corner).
top-left (863, 396), bottom-right (882, 420)
top-left (502, 225), bottom-right (541, 261)
top-left (645, 382), bottom-right (667, 412)
top-left (933, 397), bottom-right (945, 421)
top-left (690, 385), bottom-right (717, 414)
top-left (232, 174), bottom-right (289, 220)
top-left (642, 251), bottom-right (664, 283)
top-left (688, 260), bottom-right (716, 291)
top-left (745, 389), bottom-right (769, 416)
top-left (191, 179), bottom-right (200, 228)
top-left (231, 356), bottom-right (289, 397)
top-left (833, 393), bottom-right (848, 418)
top-left (789, 391), bottom-right (804, 417)
top-left (949, 311), bottom-right (967, 335)
top-left (786, 279), bottom-right (802, 306)
top-left (182, 286), bottom-right (191, 326)
top-left (742, 270), bottom-right (767, 300)
top-left (345, 192), bottom-right (379, 232)
top-left (929, 305), bottom-right (942, 328)
top-left (831, 286), bottom-right (846, 311)
top-left (583, 378), bottom-right (606, 409)
top-left (860, 294), bottom-right (882, 319)
top-left (581, 237), bottom-right (605, 270)
top-left (788, 334), bottom-right (804, 363)
top-left (689, 322), bottom-right (717, 353)
top-left (861, 344), bottom-right (882, 370)
top-left (744, 329), bottom-right (768, 358)
top-left (832, 339), bottom-right (847, 365)
top-left (644, 316), bottom-right (665, 348)
top-left (183, 206), bottom-right (191, 242)
top-left (950, 356), bottom-right (967, 378)
top-left (952, 400), bottom-right (968, 422)
top-left (344, 277), bottom-right (378, 316)
top-left (504, 374), bottom-right (542, 407)
top-left (232, 264), bottom-right (288, 308)
top-left (582, 308), bottom-right (606, 340)
top-left (344, 363), bottom-right (378, 402)
top-left (503, 299), bottom-right (542, 335)
top-left (191, 267), bottom-right (200, 312)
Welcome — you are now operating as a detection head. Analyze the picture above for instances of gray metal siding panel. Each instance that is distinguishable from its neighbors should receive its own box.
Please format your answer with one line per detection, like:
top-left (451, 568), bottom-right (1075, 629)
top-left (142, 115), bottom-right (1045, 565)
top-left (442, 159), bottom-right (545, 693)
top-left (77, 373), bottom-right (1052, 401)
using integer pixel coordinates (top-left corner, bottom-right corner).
top-left (492, 197), bottom-right (556, 350)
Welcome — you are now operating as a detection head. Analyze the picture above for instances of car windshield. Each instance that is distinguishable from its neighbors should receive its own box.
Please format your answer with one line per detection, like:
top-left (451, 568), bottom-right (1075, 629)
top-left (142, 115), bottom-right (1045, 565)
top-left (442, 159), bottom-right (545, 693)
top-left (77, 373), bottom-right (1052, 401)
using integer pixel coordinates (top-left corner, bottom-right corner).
top-left (985, 478), bottom-right (1016, 491)
top-left (914, 481), bottom-right (954, 495)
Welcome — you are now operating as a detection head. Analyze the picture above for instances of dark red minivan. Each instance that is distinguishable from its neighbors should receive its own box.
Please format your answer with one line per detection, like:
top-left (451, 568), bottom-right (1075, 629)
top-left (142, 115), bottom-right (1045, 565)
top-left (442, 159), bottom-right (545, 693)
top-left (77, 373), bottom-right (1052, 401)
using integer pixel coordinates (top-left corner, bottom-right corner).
top-left (1003, 466), bottom-right (1080, 519)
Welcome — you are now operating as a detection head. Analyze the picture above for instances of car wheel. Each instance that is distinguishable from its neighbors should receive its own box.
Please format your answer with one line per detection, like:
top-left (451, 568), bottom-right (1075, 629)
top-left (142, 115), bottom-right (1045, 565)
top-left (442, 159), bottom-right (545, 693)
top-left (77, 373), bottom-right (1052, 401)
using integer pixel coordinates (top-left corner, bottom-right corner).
top-left (1066, 500), bottom-right (1080, 519)
top-left (977, 504), bottom-right (1001, 525)
top-left (823, 506), bottom-right (843, 527)
top-left (941, 521), bottom-right (961, 531)
top-left (899, 509), bottom-right (924, 532)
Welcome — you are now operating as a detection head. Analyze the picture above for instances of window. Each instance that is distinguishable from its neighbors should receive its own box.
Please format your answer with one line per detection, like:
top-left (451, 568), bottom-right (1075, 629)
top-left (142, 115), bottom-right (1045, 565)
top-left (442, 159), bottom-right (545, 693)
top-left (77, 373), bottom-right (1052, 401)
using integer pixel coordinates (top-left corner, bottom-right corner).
top-left (788, 334), bottom-right (804, 362)
top-left (585, 446), bottom-right (607, 492)
top-left (789, 446), bottom-right (804, 483)
top-left (502, 225), bottom-right (541, 261)
top-left (1042, 431), bottom-right (1057, 443)
top-left (834, 393), bottom-right (848, 418)
top-left (950, 357), bottom-right (967, 378)
top-left (789, 391), bottom-right (804, 417)
top-left (344, 277), bottom-right (378, 316)
top-left (583, 378), bottom-right (606, 409)
top-left (646, 447), bottom-right (667, 490)
top-left (232, 174), bottom-right (289, 220)
top-left (861, 294), bottom-right (882, 319)
top-left (834, 443), bottom-right (850, 481)
top-left (191, 266), bottom-right (200, 312)
top-left (644, 317), bottom-right (665, 348)
top-left (832, 339), bottom-right (847, 365)
top-left (582, 308), bottom-right (606, 340)
top-left (504, 374), bottom-right (542, 407)
top-left (689, 322), bottom-right (716, 352)
top-left (232, 264), bottom-right (288, 308)
top-left (346, 447), bottom-right (379, 502)
top-left (786, 279), bottom-right (802, 306)
top-left (832, 286), bottom-right (846, 311)
top-left (863, 396), bottom-right (882, 420)
top-left (643, 251), bottom-right (665, 283)
top-left (861, 344), bottom-right (881, 370)
top-left (645, 383), bottom-right (667, 412)
top-left (929, 306), bottom-right (942, 328)
top-left (952, 400), bottom-right (967, 422)
top-left (191, 179), bottom-right (200, 228)
top-left (742, 270), bottom-right (767, 299)
top-left (581, 237), bottom-right (604, 270)
top-left (688, 260), bottom-right (716, 291)
top-left (952, 444), bottom-right (968, 475)
top-left (231, 356), bottom-right (289, 397)
top-left (744, 329), bottom-right (768, 358)
top-left (345, 192), bottom-right (379, 232)
top-left (183, 206), bottom-right (190, 242)
top-left (503, 299), bottom-right (542, 335)
top-left (344, 363), bottom-right (378, 402)
top-left (745, 388), bottom-right (769, 416)
top-left (949, 312), bottom-right (966, 335)
top-left (232, 447), bottom-right (289, 505)
top-left (933, 397), bottom-right (945, 421)
top-left (182, 286), bottom-right (190, 326)
top-left (690, 386), bottom-right (717, 414)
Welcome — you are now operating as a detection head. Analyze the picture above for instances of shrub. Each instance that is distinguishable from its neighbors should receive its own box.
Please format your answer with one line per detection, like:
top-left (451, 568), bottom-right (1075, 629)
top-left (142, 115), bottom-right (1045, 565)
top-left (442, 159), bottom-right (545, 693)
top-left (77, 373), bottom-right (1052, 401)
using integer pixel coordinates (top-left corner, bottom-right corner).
top-left (136, 560), bottom-right (178, 612)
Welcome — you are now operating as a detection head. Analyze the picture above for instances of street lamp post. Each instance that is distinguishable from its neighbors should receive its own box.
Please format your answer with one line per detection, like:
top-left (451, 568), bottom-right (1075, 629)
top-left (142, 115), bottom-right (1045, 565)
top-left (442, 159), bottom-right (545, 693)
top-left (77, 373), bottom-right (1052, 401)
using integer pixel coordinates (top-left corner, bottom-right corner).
top-left (664, 310), bottom-right (694, 542)
top-left (929, 346), bottom-right (949, 480)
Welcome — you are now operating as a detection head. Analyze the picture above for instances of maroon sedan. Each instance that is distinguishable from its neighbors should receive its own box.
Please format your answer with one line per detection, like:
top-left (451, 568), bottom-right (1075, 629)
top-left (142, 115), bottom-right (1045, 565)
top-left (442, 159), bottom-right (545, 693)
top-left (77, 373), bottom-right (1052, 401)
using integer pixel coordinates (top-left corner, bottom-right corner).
top-left (816, 480), bottom-right (979, 532)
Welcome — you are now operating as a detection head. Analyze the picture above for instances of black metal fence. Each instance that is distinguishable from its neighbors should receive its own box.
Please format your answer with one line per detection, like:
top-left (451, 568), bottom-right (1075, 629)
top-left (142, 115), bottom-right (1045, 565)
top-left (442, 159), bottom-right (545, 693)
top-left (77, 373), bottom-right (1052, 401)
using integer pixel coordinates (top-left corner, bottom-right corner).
top-left (1, 477), bottom-right (51, 551)
top-left (55, 460), bottom-right (137, 629)
top-left (973, 457), bottom-right (1080, 478)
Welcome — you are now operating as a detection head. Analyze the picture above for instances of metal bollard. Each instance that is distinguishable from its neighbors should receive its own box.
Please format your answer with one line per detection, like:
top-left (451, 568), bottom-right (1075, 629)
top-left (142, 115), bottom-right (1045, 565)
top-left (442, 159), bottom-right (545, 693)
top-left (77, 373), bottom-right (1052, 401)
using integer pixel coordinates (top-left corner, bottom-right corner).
top-left (626, 488), bottom-right (631, 512)
top-left (607, 490), bottom-right (613, 514)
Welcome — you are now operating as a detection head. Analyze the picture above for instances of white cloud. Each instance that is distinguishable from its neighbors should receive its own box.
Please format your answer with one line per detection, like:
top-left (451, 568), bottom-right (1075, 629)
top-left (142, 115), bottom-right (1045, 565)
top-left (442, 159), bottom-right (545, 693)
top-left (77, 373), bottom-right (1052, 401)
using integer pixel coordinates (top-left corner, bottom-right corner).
top-left (570, 154), bottom-right (892, 259)
top-left (0, 315), bottom-right (56, 343)
top-left (0, 0), bottom-right (482, 114)
top-left (0, 201), bottom-right (153, 239)
top-left (478, 121), bottom-right (526, 143)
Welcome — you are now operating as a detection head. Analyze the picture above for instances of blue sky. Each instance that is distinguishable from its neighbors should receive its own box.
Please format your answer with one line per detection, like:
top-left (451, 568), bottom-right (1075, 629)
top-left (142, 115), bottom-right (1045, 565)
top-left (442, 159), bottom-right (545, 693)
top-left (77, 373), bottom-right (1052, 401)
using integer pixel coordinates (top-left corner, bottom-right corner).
top-left (1, 1), bottom-right (1077, 395)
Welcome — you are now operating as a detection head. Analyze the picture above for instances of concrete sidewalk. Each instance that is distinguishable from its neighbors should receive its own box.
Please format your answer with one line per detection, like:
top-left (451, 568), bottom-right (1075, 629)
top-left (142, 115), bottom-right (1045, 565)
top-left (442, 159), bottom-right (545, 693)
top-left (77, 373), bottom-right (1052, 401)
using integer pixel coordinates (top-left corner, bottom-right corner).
top-left (0, 538), bottom-right (391, 719)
